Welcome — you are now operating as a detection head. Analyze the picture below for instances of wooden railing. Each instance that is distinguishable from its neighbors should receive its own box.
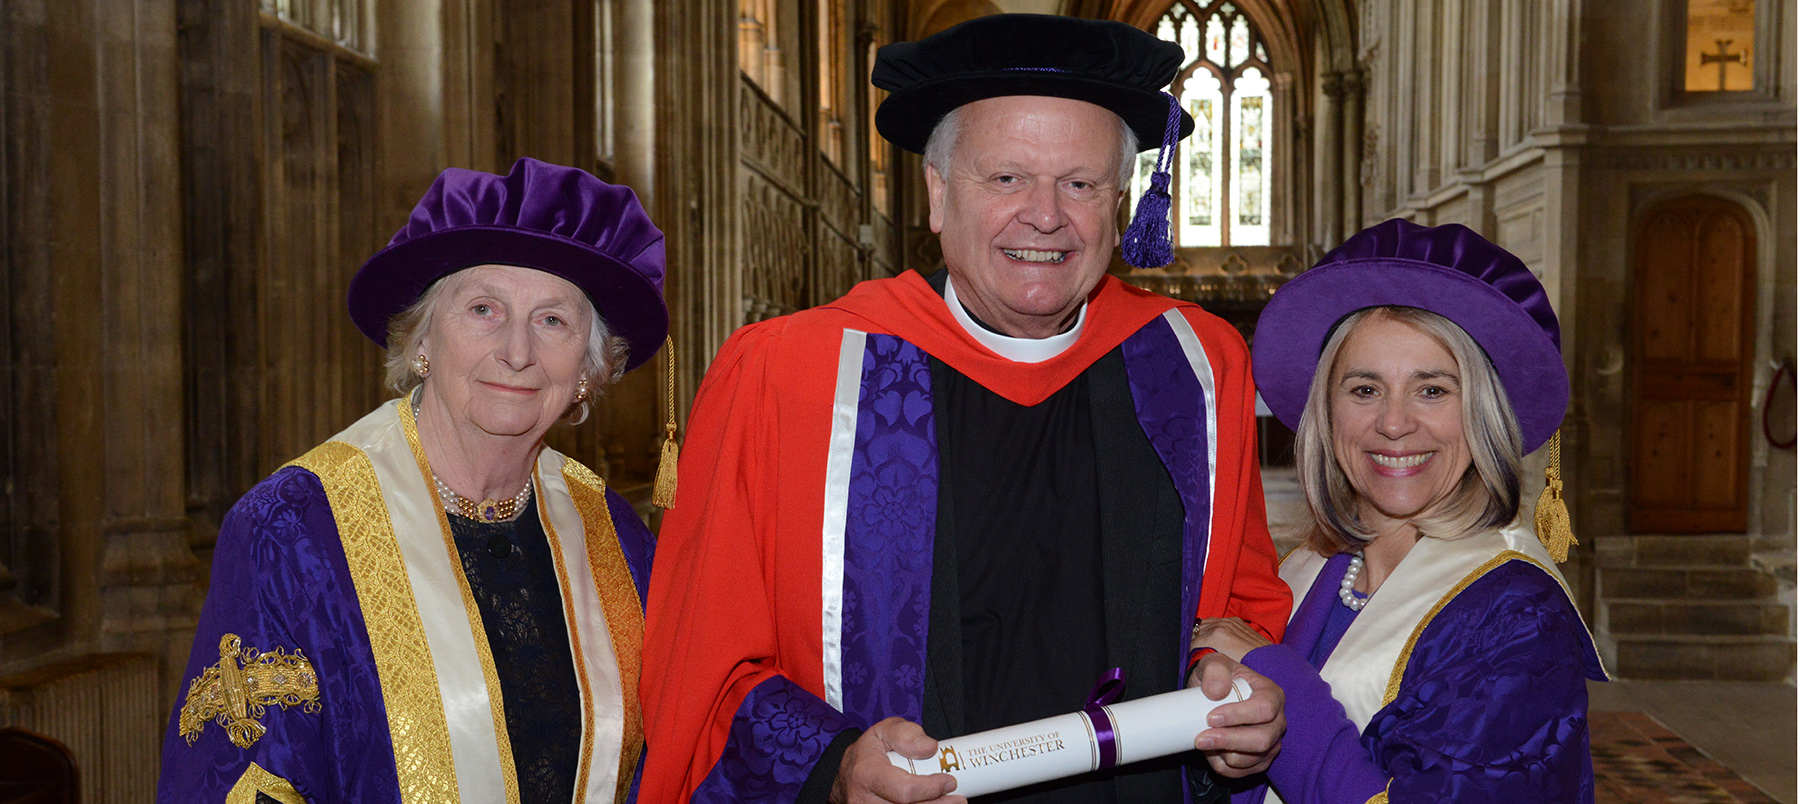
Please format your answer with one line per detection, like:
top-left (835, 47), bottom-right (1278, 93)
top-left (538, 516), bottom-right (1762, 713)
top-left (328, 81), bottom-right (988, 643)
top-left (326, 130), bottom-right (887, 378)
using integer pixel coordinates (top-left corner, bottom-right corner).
top-left (0, 654), bottom-right (159, 804)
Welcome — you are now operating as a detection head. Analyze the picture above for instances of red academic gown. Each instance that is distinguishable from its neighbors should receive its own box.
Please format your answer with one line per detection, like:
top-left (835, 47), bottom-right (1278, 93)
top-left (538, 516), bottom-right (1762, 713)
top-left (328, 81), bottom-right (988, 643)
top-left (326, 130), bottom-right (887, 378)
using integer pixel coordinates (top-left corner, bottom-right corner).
top-left (641, 272), bottom-right (1289, 803)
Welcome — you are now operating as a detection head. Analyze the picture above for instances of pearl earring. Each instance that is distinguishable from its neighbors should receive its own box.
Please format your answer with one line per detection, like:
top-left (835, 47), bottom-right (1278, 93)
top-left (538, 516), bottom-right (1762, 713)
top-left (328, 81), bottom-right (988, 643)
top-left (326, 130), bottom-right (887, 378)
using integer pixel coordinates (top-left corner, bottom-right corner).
top-left (574, 379), bottom-right (590, 404)
top-left (413, 354), bottom-right (430, 378)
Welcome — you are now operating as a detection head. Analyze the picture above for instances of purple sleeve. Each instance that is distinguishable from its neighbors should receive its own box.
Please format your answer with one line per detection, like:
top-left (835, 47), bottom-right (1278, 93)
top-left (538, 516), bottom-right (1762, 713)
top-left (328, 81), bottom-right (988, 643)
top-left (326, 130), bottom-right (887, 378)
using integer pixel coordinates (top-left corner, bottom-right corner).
top-left (1369, 562), bottom-right (1597, 803)
top-left (690, 675), bottom-right (861, 804)
top-left (1241, 561), bottom-right (1599, 804)
top-left (1240, 644), bottom-right (1388, 804)
top-left (157, 467), bottom-right (399, 804)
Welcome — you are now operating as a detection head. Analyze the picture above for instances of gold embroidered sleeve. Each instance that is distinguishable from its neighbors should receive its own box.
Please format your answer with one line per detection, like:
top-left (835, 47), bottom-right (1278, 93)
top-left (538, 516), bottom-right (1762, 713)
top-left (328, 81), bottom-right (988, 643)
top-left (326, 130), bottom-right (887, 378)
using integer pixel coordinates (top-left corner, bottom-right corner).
top-left (179, 633), bottom-right (321, 749)
top-left (562, 458), bottom-right (646, 804)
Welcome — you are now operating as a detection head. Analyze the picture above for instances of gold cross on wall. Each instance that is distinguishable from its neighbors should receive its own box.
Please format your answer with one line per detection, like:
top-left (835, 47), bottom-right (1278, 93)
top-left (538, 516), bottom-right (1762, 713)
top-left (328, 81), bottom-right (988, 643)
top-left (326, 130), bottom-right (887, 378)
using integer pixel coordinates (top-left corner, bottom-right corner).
top-left (1699, 38), bottom-right (1749, 91)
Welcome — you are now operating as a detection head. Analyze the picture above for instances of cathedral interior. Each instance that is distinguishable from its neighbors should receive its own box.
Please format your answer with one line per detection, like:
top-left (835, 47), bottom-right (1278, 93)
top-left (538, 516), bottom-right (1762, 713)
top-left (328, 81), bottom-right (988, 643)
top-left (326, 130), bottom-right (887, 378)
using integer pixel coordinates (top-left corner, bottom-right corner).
top-left (0, 0), bottom-right (1795, 799)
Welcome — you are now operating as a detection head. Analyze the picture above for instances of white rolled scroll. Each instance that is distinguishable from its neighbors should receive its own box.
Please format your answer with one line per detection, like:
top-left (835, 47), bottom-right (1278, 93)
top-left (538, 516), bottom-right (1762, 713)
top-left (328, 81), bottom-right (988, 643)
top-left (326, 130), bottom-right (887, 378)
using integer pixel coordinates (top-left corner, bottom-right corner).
top-left (885, 678), bottom-right (1253, 798)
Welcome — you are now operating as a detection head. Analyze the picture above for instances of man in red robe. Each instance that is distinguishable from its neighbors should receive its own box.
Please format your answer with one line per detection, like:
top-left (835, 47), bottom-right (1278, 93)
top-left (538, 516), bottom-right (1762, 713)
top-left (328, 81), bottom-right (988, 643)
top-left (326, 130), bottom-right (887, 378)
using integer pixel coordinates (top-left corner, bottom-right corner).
top-left (643, 15), bottom-right (1291, 804)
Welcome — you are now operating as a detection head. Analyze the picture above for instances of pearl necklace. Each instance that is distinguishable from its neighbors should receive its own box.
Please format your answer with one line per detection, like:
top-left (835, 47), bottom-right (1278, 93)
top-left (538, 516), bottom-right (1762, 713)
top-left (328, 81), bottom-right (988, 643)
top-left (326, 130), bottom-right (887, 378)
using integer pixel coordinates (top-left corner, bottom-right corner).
top-left (435, 474), bottom-right (533, 523)
top-left (1338, 551), bottom-right (1369, 611)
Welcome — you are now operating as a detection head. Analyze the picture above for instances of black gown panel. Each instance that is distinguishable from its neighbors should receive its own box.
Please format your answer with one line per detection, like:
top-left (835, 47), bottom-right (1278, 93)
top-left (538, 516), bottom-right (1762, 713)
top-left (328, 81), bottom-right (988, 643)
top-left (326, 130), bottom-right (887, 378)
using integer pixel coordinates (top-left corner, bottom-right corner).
top-left (917, 271), bottom-right (1202, 802)
top-left (450, 505), bottom-right (583, 804)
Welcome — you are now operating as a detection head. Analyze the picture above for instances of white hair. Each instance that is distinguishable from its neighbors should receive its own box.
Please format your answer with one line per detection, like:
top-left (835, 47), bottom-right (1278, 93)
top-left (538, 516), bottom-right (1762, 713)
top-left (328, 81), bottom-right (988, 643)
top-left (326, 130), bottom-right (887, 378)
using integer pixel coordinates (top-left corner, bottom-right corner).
top-left (922, 104), bottom-right (1139, 187)
top-left (381, 271), bottom-right (629, 425)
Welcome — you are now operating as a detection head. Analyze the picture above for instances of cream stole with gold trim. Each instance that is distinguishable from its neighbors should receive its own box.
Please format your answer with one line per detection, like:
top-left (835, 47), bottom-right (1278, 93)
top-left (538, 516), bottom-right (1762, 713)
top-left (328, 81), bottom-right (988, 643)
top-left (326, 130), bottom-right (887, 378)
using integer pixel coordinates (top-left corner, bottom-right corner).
top-left (304, 399), bottom-right (629, 803)
top-left (1277, 522), bottom-right (1581, 733)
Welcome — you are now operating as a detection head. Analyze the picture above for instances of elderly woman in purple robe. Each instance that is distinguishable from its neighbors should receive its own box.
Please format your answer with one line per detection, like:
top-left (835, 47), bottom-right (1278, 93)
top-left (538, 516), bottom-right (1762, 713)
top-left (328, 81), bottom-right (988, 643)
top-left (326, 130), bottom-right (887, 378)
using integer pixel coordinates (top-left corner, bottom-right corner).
top-left (158, 158), bottom-right (666, 804)
top-left (1189, 219), bottom-right (1607, 804)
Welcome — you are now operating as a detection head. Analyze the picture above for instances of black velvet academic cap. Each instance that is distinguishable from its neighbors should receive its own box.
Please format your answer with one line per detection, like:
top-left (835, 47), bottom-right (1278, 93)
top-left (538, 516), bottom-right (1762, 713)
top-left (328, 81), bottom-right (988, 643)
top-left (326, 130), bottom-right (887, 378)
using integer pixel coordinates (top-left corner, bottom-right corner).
top-left (872, 14), bottom-right (1195, 155)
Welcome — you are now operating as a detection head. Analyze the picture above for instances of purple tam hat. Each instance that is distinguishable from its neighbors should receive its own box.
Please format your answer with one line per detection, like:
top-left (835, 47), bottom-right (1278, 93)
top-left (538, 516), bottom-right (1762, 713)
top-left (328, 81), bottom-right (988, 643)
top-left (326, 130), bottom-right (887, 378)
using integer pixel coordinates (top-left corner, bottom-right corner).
top-left (349, 157), bottom-right (668, 372)
top-left (1251, 219), bottom-right (1568, 453)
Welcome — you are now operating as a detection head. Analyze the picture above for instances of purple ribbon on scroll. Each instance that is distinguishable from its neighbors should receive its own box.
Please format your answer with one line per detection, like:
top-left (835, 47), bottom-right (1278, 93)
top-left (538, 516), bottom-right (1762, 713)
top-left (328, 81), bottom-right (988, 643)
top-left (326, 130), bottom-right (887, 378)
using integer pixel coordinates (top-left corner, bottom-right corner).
top-left (1082, 668), bottom-right (1128, 770)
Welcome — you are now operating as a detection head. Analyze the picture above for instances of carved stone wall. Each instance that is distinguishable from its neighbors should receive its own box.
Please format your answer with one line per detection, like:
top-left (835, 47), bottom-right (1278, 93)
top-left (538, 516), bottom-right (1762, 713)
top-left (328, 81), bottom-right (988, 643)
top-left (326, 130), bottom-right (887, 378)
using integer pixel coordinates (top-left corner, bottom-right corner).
top-left (742, 167), bottom-right (813, 320)
top-left (1354, 0), bottom-right (1796, 647)
top-left (180, 3), bottom-right (387, 565)
top-left (1, 0), bottom-right (200, 768)
top-left (653, 0), bottom-right (905, 494)
top-left (1, 0), bottom-right (64, 641)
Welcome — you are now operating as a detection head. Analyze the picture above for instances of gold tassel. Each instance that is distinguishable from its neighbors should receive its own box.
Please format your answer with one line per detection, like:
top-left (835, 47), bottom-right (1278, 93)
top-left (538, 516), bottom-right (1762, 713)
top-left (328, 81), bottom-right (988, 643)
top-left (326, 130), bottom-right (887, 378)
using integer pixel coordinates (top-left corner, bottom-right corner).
top-left (1533, 429), bottom-right (1576, 563)
top-left (653, 336), bottom-right (680, 509)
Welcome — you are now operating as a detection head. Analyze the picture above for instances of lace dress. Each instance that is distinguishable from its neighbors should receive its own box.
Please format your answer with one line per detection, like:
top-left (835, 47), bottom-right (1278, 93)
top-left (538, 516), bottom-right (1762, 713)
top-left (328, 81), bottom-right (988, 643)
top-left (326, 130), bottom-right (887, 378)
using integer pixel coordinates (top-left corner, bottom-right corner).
top-left (449, 503), bottom-right (583, 804)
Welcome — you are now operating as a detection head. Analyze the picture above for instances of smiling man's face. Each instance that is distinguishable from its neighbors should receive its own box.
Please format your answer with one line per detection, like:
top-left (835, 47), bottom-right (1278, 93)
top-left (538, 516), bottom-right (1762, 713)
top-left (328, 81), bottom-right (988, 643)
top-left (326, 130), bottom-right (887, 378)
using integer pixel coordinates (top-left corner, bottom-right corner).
top-left (926, 95), bottom-right (1127, 338)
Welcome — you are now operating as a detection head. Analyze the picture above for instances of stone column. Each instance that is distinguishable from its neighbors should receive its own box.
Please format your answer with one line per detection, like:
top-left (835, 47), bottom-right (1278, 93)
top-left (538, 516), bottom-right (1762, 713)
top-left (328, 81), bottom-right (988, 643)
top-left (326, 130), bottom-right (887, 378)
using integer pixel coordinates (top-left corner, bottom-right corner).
top-left (13, 0), bottom-right (198, 707)
top-left (1545, 0), bottom-right (1583, 126)
top-left (1341, 69), bottom-right (1365, 240)
top-left (1271, 70), bottom-right (1295, 246)
top-left (1319, 71), bottom-right (1344, 250)
top-left (616, 0), bottom-right (656, 206)
top-left (94, 0), bottom-right (197, 701)
top-left (580, 0), bottom-right (661, 493)
top-left (656, 0), bottom-right (741, 410)
top-left (1467, 0), bottom-right (1501, 164)
top-left (441, 0), bottom-right (499, 171)
top-left (1542, 139), bottom-right (1584, 603)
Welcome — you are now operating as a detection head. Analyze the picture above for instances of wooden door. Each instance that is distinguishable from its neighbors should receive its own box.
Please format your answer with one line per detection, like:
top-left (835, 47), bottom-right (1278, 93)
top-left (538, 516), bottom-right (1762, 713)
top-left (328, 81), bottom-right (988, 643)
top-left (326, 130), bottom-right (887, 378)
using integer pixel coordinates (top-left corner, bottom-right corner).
top-left (1629, 196), bottom-right (1757, 532)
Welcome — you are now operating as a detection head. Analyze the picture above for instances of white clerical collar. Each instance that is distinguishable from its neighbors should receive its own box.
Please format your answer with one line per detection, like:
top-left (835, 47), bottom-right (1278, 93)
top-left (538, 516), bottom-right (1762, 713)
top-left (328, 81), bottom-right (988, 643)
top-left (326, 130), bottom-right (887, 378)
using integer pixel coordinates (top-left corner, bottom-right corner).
top-left (943, 274), bottom-right (1086, 363)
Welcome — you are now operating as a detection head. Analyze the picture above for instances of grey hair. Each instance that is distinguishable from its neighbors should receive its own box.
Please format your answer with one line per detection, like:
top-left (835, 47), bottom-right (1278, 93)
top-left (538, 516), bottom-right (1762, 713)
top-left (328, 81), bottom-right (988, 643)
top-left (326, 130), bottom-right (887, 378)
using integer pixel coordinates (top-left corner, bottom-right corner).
top-left (382, 273), bottom-right (630, 425)
top-left (922, 105), bottom-right (1140, 188)
top-left (1295, 306), bottom-right (1524, 556)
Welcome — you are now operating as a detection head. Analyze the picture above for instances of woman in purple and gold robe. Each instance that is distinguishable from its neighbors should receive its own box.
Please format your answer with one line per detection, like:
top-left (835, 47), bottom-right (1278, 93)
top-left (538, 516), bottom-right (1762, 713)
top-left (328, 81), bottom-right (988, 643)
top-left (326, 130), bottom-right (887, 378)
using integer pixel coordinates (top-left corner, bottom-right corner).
top-left (157, 158), bottom-right (670, 804)
top-left (1191, 220), bottom-right (1608, 804)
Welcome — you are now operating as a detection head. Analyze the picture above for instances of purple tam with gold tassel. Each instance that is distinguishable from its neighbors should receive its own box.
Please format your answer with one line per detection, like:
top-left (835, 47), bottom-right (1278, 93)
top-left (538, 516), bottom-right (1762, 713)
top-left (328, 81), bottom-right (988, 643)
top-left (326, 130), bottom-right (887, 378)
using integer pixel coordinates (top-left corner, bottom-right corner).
top-left (1252, 218), bottom-right (1569, 454)
top-left (871, 14), bottom-right (1193, 268)
top-left (1252, 219), bottom-right (1578, 559)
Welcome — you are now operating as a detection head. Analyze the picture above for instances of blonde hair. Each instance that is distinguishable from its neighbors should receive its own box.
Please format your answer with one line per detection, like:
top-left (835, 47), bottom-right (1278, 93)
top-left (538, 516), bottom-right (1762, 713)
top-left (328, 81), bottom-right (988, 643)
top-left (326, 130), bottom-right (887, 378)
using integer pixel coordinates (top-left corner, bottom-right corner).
top-left (381, 271), bottom-right (630, 425)
top-left (1294, 306), bottom-right (1523, 555)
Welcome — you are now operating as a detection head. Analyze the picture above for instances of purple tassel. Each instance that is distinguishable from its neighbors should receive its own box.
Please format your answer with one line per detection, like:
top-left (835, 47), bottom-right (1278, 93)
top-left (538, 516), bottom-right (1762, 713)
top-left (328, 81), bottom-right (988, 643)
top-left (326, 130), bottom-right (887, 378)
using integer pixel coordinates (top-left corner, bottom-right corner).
top-left (1121, 93), bottom-right (1182, 269)
top-left (1122, 172), bottom-right (1173, 268)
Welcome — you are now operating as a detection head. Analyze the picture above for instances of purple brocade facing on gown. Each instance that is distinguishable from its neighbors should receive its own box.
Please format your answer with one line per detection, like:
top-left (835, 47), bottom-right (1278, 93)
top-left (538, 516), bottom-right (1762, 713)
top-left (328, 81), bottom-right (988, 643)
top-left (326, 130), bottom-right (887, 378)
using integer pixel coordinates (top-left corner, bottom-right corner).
top-left (1237, 557), bottom-right (1606, 804)
top-left (1120, 314), bottom-right (1214, 683)
top-left (691, 675), bottom-right (860, 803)
top-left (841, 334), bottom-right (939, 727)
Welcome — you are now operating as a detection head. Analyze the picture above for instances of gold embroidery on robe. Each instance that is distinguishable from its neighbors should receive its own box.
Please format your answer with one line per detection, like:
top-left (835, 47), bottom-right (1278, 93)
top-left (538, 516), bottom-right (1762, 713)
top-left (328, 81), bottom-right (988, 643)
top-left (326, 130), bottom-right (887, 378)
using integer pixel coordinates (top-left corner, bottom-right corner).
top-left (180, 634), bottom-right (321, 748)
top-left (536, 464), bottom-right (600, 801)
top-left (563, 459), bottom-right (645, 803)
top-left (226, 762), bottom-right (307, 804)
top-left (288, 441), bottom-right (463, 803)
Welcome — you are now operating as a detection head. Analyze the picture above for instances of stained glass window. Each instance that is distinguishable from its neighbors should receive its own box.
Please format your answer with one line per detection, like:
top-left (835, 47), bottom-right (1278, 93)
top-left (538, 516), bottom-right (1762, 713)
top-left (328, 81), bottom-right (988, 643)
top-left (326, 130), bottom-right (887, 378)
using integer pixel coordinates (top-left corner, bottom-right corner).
top-left (1131, 1), bottom-right (1275, 247)
top-left (1180, 74), bottom-right (1222, 246)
